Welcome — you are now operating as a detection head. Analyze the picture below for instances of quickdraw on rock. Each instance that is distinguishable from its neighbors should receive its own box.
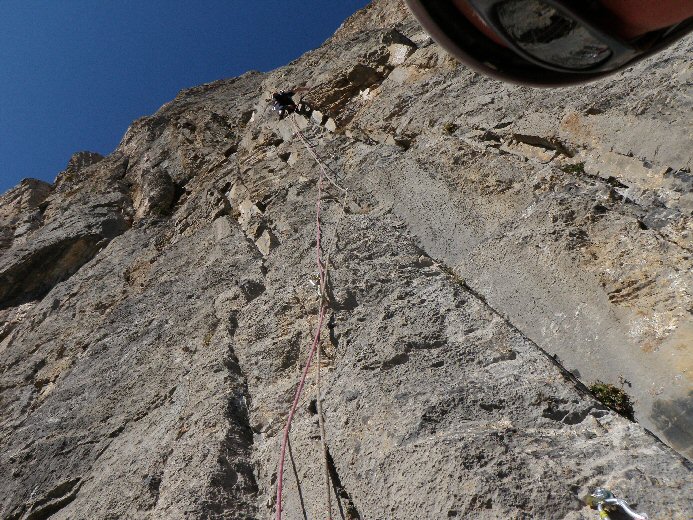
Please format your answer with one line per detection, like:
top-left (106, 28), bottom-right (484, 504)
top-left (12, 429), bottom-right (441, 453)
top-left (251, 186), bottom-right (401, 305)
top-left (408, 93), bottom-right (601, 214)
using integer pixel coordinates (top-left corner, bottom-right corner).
top-left (586, 488), bottom-right (649, 520)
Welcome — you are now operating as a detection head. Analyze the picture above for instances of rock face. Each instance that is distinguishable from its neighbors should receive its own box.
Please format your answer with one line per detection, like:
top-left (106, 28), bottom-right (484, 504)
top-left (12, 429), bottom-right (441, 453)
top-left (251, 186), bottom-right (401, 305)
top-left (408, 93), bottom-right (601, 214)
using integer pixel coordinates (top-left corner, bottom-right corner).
top-left (0, 153), bottom-right (130, 312)
top-left (1, 1), bottom-right (691, 519)
top-left (0, 179), bottom-right (52, 252)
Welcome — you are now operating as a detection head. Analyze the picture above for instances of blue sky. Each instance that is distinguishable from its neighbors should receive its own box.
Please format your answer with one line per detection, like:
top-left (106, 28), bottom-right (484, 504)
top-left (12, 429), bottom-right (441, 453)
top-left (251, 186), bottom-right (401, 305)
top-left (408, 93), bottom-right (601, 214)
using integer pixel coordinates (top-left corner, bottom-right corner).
top-left (0, 0), bottom-right (370, 195)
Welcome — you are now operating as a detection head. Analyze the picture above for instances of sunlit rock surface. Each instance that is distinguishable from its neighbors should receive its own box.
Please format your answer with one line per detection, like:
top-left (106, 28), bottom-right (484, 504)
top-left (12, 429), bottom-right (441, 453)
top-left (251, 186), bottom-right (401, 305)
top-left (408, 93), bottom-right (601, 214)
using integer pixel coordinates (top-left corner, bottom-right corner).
top-left (1, 1), bottom-right (691, 518)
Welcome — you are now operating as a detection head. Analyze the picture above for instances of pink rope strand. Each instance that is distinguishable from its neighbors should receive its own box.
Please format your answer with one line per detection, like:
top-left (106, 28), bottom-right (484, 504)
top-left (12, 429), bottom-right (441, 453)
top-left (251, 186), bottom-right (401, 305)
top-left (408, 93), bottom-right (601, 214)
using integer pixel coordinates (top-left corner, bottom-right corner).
top-left (275, 116), bottom-right (330, 520)
top-left (275, 303), bottom-right (327, 520)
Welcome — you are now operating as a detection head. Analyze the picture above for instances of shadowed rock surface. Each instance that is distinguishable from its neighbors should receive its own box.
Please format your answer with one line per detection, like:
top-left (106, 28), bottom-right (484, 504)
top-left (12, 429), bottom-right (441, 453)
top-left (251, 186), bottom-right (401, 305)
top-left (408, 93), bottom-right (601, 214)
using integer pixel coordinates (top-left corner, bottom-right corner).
top-left (0, 1), bottom-right (691, 518)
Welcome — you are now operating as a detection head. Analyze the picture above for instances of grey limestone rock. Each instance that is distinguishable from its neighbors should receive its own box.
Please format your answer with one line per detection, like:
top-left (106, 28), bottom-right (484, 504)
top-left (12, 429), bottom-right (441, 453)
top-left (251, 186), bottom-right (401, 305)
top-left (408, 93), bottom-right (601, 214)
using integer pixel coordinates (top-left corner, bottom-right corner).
top-left (0, 179), bottom-right (52, 251)
top-left (0, 1), bottom-right (691, 518)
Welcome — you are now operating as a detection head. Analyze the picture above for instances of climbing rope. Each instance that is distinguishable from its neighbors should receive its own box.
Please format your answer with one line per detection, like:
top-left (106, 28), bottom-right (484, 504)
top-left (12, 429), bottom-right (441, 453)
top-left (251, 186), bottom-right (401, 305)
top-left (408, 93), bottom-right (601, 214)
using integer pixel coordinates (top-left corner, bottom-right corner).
top-left (291, 117), bottom-right (348, 196)
top-left (275, 114), bottom-right (345, 520)
top-left (315, 315), bottom-right (333, 519)
top-left (275, 303), bottom-right (328, 520)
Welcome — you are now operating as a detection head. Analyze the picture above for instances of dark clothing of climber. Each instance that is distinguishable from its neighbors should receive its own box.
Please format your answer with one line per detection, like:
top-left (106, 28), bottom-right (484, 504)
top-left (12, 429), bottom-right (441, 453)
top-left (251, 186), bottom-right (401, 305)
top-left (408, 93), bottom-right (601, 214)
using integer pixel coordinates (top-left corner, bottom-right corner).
top-left (271, 87), bottom-right (309, 119)
top-left (272, 91), bottom-right (297, 115)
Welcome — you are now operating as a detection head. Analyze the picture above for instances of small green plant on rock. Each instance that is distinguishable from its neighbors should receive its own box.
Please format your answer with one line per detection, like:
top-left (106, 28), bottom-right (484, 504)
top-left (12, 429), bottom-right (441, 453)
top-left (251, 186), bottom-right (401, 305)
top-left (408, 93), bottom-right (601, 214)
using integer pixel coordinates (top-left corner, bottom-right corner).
top-left (589, 380), bottom-right (635, 421)
top-left (202, 329), bottom-right (215, 348)
top-left (560, 162), bottom-right (586, 175)
top-left (442, 121), bottom-right (458, 135)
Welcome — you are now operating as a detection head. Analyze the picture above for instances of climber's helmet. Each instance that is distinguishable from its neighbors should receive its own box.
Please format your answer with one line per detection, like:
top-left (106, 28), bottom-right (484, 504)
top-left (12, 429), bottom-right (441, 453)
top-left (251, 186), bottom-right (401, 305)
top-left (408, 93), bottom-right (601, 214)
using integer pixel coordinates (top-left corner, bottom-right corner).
top-left (404, 0), bottom-right (693, 87)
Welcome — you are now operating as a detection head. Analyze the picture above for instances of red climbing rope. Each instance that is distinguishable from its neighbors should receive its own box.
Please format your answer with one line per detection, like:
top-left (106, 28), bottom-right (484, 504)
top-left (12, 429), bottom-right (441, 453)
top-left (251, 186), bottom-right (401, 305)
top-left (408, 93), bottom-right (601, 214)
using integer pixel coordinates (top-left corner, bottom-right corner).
top-left (275, 304), bottom-right (328, 520)
top-left (275, 116), bottom-right (332, 520)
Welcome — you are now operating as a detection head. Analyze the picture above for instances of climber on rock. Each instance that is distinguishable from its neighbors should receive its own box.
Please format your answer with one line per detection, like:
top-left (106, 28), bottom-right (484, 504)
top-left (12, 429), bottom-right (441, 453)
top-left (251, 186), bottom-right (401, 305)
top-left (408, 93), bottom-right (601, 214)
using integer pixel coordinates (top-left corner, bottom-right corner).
top-left (270, 87), bottom-right (310, 119)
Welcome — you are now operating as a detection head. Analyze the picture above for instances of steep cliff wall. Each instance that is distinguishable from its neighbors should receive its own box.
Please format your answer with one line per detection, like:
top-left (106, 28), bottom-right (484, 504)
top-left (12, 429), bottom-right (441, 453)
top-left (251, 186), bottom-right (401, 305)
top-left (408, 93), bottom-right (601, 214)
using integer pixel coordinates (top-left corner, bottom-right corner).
top-left (1, 1), bottom-right (691, 518)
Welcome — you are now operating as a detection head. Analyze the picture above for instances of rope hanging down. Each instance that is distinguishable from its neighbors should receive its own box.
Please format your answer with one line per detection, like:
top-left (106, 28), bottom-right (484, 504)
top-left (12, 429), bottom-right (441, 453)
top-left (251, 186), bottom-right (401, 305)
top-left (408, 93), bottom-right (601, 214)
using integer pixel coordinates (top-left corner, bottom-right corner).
top-left (275, 115), bottom-right (345, 520)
